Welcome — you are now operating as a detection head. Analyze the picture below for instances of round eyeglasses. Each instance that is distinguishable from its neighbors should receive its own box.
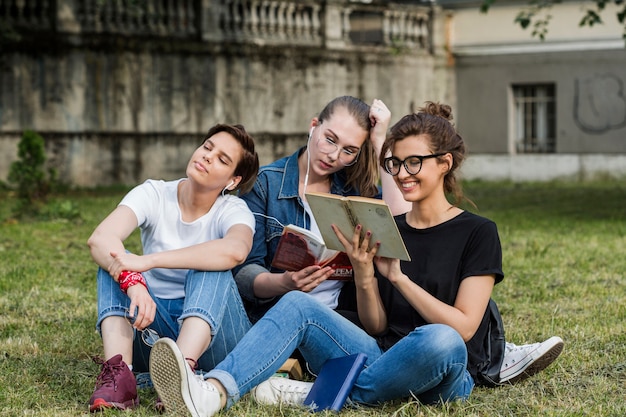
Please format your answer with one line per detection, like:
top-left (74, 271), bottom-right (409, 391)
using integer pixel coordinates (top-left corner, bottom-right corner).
top-left (316, 136), bottom-right (361, 166)
top-left (383, 153), bottom-right (447, 176)
top-left (125, 309), bottom-right (160, 347)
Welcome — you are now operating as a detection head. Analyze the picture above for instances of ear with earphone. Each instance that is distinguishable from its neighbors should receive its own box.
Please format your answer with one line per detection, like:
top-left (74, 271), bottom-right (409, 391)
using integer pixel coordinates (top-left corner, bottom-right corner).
top-left (222, 179), bottom-right (236, 196)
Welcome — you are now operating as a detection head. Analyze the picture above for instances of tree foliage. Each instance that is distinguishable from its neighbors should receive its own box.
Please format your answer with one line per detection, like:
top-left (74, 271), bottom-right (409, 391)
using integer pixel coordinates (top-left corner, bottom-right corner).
top-left (481, 0), bottom-right (626, 41)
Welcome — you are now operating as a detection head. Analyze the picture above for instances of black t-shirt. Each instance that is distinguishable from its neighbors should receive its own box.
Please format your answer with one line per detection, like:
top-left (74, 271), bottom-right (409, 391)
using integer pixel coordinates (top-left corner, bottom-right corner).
top-left (374, 211), bottom-right (504, 351)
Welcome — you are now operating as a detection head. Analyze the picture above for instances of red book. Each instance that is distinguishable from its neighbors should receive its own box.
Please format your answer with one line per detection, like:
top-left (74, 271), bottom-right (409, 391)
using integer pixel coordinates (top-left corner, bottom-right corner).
top-left (270, 224), bottom-right (353, 280)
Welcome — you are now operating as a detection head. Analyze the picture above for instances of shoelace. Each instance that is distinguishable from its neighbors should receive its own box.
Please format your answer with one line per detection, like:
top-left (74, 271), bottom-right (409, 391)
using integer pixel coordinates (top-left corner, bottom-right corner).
top-left (193, 374), bottom-right (218, 392)
top-left (276, 382), bottom-right (310, 403)
top-left (93, 357), bottom-right (124, 390)
top-left (505, 342), bottom-right (540, 354)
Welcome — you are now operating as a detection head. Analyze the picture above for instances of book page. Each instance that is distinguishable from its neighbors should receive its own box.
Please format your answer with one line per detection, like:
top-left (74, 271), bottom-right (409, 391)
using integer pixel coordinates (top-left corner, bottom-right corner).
top-left (304, 192), bottom-right (356, 255)
top-left (347, 199), bottom-right (411, 261)
top-left (305, 192), bottom-right (410, 261)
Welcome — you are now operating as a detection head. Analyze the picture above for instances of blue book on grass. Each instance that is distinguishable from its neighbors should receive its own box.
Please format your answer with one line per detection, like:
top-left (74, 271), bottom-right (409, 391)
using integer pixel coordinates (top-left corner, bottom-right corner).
top-left (303, 353), bottom-right (367, 413)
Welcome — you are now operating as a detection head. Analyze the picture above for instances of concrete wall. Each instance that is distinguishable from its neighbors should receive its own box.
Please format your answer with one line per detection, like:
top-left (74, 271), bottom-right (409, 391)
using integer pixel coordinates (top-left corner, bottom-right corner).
top-left (3, 0), bottom-right (624, 186)
top-left (0, 0), bottom-right (450, 186)
top-left (461, 154), bottom-right (626, 182)
top-left (0, 47), bottom-right (449, 186)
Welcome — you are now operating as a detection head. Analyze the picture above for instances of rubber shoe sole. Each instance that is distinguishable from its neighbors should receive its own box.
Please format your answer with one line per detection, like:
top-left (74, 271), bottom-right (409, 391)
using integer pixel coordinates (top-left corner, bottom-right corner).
top-left (89, 396), bottom-right (139, 412)
top-left (150, 339), bottom-right (196, 417)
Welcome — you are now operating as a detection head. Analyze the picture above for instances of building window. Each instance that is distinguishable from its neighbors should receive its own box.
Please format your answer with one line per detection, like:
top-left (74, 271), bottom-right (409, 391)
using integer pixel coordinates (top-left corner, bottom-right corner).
top-left (512, 84), bottom-right (556, 153)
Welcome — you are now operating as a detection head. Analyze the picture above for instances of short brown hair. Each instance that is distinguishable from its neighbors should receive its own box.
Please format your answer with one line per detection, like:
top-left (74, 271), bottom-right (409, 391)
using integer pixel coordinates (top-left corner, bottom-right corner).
top-left (203, 124), bottom-right (259, 195)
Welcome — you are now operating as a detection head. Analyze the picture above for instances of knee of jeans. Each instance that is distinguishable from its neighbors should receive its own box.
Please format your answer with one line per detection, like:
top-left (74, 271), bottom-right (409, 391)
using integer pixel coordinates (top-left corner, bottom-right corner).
top-left (277, 291), bottom-right (316, 313)
top-left (95, 308), bottom-right (128, 334)
top-left (421, 324), bottom-right (467, 358)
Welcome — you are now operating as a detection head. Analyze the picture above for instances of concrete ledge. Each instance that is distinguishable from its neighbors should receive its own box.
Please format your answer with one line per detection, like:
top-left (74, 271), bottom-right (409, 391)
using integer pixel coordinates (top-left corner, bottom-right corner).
top-left (461, 154), bottom-right (626, 182)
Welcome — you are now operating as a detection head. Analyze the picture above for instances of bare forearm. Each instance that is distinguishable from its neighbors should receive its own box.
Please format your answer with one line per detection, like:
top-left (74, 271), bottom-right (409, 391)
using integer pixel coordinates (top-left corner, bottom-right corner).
top-left (87, 231), bottom-right (126, 272)
top-left (355, 277), bottom-right (387, 335)
top-left (391, 274), bottom-right (483, 341)
top-left (381, 172), bottom-right (412, 215)
top-left (146, 240), bottom-right (250, 272)
top-left (252, 271), bottom-right (292, 298)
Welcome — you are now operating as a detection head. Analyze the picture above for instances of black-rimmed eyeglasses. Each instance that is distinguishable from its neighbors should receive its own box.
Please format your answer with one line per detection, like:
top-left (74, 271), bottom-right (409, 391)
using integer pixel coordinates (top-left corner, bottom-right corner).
top-left (383, 153), bottom-right (447, 176)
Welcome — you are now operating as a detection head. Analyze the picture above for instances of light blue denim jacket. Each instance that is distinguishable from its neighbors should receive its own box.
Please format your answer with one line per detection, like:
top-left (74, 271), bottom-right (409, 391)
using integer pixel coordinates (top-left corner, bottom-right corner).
top-left (234, 147), bottom-right (371, 322)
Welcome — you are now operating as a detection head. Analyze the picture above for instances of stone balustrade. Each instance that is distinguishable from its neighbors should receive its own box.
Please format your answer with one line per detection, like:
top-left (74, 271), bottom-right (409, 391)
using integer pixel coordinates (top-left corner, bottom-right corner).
top-left (77, 0), bottom-right (198, 36)
top-left (0, 0), bottom-right (433, 50)
top-left (205, 1), bottom-right (322, 45)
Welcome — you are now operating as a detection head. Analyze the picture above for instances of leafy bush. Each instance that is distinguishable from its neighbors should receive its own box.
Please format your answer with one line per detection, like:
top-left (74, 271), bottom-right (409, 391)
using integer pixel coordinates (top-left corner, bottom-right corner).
top-left (8, 130), bottom-right (51, 212)
top-left (6, 130), bottom-right (66, 219)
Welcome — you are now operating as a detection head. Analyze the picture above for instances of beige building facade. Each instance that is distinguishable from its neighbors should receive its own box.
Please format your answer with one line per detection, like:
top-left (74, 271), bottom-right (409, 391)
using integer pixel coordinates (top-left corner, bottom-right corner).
top-left (443, 0), bottom-right (626, 180)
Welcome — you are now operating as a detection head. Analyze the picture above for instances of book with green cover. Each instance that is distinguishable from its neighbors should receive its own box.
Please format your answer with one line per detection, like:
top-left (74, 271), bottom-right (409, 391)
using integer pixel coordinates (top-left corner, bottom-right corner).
top-left (305, 192), bottom-right (411, 261)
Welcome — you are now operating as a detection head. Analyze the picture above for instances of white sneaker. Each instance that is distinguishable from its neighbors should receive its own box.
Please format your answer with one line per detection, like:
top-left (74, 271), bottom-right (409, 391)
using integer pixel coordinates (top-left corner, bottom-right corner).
top-left (149, 338), bottom-right (222, 417)
top-left (252, 376), bottom-right (313, 406)
top-left (500, 336), bottom-right (564, 384)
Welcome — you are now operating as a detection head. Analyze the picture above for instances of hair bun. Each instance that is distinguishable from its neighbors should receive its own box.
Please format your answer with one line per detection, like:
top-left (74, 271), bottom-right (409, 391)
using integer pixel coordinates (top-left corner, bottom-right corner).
top-left (421, 101), bottom-right (453, 121)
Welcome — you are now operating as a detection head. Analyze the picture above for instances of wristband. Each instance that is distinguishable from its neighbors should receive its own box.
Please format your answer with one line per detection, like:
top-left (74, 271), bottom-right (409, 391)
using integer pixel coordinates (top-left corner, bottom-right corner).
top-left (119, 270), bottom-right (147, 294)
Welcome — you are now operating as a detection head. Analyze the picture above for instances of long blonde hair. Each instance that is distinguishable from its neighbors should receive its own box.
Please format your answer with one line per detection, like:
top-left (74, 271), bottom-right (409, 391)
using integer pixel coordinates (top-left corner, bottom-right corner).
top-left (316, 96), bottom-right (379, 197)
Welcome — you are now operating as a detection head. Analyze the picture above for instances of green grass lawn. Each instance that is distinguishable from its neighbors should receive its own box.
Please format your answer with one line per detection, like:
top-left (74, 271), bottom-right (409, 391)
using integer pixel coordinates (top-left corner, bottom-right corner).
top-left (0, 180), bottom-right (624, 416)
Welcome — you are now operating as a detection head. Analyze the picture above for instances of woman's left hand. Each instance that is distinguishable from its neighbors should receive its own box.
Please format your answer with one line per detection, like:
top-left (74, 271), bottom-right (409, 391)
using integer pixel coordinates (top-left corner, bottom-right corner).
top-left (108, 251), bottom-right (151, 280)
top-left (369, 99), bottom-right (391, 151)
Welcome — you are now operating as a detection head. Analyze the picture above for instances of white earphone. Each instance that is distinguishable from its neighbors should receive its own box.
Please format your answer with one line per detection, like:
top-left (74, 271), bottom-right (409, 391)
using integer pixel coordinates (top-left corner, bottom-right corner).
top-left (226, 180), bottom-right (235, 190)
top-left (309, 127), bottom-right (314, 141)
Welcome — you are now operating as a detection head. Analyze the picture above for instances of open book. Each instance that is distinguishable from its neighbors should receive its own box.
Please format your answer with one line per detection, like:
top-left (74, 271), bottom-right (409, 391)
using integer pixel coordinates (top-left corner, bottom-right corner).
top-left (270, 224), bottom-right (353, 280)
top-left (305, 192), bottom-right (411, 261)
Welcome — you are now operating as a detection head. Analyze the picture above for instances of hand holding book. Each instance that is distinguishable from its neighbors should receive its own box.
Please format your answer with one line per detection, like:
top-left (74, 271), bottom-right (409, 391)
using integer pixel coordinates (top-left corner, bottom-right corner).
top-left (270, 224), bottom-right (354, 280)
top-left (305, 192), bottom-right (410, 261)
top-left (270, 193), bottom-right (410, 281)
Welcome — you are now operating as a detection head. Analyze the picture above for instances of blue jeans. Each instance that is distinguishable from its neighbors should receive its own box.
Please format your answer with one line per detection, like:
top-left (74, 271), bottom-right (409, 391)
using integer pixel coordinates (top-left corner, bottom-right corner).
top-left (206, 292), bottom-right (474, 407)
top-left (96, 267), bottom-right (251, 372)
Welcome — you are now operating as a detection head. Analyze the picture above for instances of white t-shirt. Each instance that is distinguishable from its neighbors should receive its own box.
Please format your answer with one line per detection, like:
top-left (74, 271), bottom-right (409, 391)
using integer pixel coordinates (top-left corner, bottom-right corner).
top-left (120, 178), bottom-right (255, 299)
top-left (302, 200), bottom-right (344, 310)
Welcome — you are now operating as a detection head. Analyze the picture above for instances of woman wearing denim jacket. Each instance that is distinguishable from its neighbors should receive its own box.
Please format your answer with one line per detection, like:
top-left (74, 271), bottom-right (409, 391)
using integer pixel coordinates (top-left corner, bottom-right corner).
top-left (233, 96), bottom-right (407, 324)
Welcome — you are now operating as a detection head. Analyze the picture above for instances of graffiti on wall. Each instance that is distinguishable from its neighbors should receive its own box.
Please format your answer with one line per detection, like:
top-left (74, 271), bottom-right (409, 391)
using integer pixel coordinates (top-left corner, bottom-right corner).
top-left (574, 74), bottom-right (626, 134)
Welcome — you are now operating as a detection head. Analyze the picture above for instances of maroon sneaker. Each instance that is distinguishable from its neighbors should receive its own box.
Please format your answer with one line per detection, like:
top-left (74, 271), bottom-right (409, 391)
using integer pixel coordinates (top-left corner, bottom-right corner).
top-left (89, 354), bottom-right (139, 412)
